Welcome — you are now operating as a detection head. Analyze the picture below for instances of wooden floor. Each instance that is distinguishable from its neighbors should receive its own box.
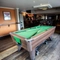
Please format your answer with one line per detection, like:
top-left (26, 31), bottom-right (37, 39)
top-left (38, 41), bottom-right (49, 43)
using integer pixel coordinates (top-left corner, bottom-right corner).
top-left (2, 33), bottom-right (60, 60)
top-left (0, 35), bottom-right (16, 52)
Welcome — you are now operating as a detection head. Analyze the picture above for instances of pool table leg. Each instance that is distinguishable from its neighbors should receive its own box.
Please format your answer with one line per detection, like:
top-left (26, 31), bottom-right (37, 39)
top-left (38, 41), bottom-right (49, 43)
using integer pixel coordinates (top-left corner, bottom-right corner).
top-left (17, 43), bottom-right (21, 51)
top-left (29, 49), bottom-right (35, 60)
top-left (49, 37), bottom-right (52, 41)
top-left (47, 37), bottom-right (52, 41)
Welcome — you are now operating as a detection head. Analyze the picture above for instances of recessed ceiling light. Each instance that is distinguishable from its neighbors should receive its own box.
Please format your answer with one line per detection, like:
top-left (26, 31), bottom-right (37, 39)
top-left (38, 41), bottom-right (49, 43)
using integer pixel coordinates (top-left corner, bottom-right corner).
top-left (33, 1), bottom-right (35, 3)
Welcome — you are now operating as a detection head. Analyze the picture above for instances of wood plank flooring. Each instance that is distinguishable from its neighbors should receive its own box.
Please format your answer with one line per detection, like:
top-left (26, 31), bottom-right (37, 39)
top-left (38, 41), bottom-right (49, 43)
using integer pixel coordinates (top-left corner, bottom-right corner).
top-left (0, 35), bottom-right (16, 52)
top-left (2, 33), bottom-right (60, 60)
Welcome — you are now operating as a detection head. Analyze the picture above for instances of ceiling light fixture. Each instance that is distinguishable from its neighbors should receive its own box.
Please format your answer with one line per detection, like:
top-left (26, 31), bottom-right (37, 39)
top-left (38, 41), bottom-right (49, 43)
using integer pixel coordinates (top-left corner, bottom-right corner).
top-left (33, 4), bottom-right (52, 10)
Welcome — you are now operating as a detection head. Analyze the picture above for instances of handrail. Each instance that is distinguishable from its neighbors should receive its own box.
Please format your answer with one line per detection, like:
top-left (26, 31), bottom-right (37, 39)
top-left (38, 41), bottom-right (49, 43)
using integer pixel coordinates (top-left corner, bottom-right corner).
top-left (0, 22), bottom-right (18, 26)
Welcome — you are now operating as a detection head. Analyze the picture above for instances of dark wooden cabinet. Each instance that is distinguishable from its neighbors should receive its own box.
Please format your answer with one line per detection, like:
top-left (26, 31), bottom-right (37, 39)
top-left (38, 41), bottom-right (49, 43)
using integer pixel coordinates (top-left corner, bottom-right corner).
top-left (55, 14), bottom-right (60, 33)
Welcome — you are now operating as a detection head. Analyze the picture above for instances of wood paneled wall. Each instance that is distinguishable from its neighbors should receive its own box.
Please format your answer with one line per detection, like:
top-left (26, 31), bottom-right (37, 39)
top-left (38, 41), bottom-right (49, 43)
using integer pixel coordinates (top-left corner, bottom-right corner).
top-left (0, 8), bottom-right (17, 36)
top-left (0, 8), bottom-right (16, 24)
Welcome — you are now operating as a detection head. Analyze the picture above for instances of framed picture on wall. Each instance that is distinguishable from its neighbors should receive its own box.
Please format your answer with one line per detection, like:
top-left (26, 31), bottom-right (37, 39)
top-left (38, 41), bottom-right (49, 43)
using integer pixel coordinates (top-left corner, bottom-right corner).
top-left (3, 12), bottom-right (11, 20)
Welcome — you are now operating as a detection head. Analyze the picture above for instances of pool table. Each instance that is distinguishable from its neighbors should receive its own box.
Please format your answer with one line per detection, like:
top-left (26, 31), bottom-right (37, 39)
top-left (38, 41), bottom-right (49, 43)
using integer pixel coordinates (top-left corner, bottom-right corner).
top-left (10, 25), bottom-right (55, 60)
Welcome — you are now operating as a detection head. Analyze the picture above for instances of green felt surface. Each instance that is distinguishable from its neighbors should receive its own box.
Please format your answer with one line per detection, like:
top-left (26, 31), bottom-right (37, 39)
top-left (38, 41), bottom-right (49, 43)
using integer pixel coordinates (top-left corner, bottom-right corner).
top-left (13, 26), bottom-right (53, 44)
top-left (14, 36), bottom-right (21, 44)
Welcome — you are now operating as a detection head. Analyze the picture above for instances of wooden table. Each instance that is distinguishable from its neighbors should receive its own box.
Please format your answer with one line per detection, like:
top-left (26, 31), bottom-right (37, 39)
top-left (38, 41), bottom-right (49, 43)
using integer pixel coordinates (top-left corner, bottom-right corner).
top-left (10, 26), bottom-right (55, 60)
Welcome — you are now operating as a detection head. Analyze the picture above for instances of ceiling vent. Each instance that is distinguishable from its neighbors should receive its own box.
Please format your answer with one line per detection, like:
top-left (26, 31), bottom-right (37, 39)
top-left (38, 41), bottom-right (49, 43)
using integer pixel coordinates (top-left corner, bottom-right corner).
top-left (33, 4), bottom-right (52, 10)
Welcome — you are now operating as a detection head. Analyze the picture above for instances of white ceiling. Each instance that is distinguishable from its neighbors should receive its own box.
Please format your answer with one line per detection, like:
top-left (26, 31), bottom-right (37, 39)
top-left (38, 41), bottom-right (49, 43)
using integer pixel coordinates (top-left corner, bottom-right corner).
top-left (0, 0), bottom-right (60, 11)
